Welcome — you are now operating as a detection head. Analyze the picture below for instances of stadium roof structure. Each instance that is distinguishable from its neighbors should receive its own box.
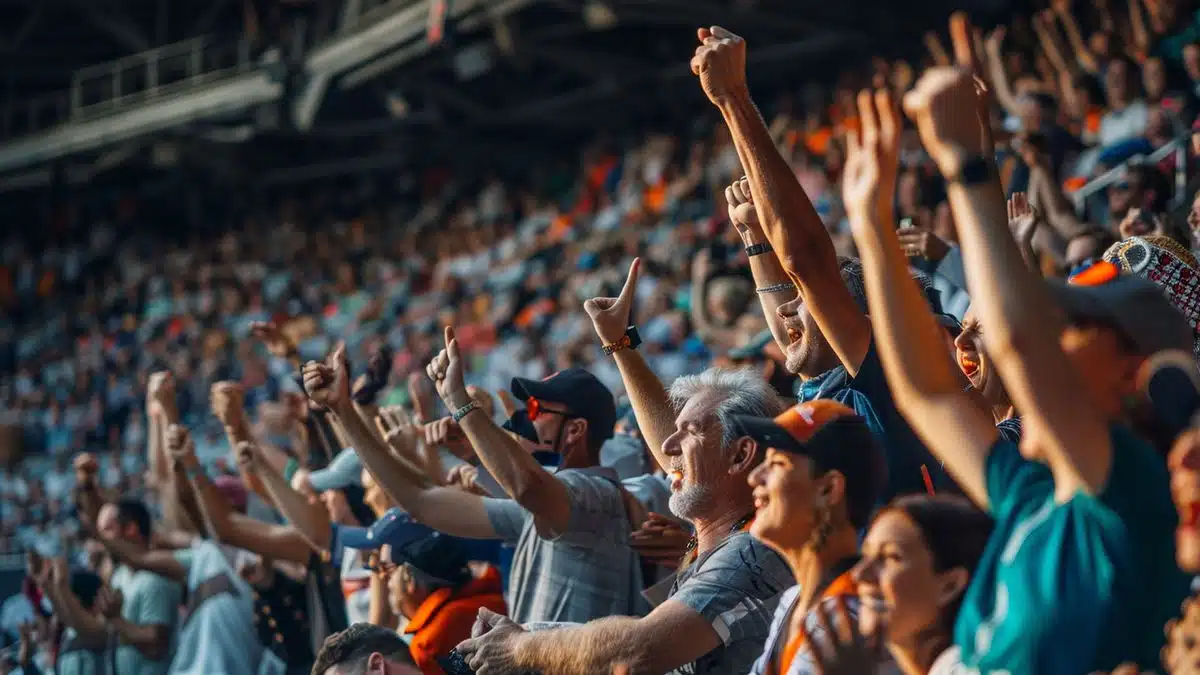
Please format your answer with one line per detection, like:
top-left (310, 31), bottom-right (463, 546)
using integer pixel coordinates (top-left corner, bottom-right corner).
top-left (0, 0), bottom-right (1009, 190)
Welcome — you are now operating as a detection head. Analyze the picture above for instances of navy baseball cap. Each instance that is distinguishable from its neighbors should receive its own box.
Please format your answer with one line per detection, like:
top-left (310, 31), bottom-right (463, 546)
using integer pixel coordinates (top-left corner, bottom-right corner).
top-left (510, 368), bottom-right (617, 448)
top-left (338, 507), bottom-right (433, 553)
top-left (391, 532), bottom-right (472, 587)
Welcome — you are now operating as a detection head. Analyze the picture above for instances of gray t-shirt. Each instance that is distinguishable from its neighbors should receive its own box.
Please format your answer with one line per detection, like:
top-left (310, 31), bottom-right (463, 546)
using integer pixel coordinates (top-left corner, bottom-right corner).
top-left (483, 467), bottom-right (644, 624)
top-left (170, 540), bottom-right (263, 675)
top-left (108, 564), bottom-right (181, 675)
top-left (667, 532), bottom-right (793, 675)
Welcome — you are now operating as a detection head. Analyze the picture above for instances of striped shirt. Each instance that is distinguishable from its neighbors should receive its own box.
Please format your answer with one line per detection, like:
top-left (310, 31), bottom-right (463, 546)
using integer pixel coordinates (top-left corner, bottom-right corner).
top-left (483, 467), bottom-right (644, 624)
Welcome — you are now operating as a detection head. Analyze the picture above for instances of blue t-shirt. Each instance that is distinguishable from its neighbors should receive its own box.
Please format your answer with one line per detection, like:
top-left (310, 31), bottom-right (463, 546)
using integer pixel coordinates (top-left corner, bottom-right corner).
top-left (797, 340), bottom-right (947, 497)
top-left (954, 425), bottom-right (1189, 673)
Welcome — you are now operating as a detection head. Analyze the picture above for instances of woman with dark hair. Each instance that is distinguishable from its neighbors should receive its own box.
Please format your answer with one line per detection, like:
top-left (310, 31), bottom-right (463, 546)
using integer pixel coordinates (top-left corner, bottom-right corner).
top-left (853, 495), bottom-right (994, 675)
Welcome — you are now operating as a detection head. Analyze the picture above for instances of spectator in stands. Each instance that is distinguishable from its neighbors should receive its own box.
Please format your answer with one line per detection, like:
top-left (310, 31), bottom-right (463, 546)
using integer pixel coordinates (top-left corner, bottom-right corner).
top-left (311, 623), bottom-right (420, 675)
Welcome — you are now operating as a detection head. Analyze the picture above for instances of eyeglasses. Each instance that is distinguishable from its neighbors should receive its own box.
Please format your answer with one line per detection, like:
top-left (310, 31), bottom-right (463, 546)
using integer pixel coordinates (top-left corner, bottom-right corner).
top-left (364, 552), bottom-right (397, 575)
top-left (526, 397), bottom-right (569, 421)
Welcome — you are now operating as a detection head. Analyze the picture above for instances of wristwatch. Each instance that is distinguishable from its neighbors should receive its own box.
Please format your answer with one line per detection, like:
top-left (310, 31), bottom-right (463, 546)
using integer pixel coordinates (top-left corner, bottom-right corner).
top-left (602, 326), bottom-right (643, 356)
top-left (745, 243), bottom-right (773, 257)
top-left (948, 154), bottom-right (995, 186)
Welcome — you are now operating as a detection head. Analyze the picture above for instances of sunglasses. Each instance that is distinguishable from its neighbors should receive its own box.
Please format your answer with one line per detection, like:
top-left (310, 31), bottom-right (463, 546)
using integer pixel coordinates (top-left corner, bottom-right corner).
top-left (364, 552), bottom-right (397, 575)
top-left (525, 397), bottom-right (570, 422)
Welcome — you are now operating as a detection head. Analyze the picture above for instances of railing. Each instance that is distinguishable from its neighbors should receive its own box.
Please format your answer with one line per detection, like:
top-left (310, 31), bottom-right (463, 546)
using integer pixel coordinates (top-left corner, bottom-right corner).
top-left (340, 0), bottom-right (427, 34)
top-left (1070, 135), bottom-right (1189, 214)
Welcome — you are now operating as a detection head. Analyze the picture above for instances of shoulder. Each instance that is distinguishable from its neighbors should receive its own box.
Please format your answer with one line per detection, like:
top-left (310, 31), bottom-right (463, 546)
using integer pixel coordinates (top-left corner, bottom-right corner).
top-left (689, 533), bottom-right (793, 589)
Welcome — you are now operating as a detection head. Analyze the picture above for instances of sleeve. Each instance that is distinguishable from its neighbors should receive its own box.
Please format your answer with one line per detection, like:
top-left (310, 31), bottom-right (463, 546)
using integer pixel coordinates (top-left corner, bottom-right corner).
top-left (309, 448), bottom-right (362, 492)
top-left (172, 548), bottom-right (195, 578)
top-left (933, 245), bottom-right (969, 294)
top-left (747, 587), bottom-right (798, 675)
top-left (482, 497), bottom-right (530, 543)
top-left (670, 538), bottom-right (780, 647)
top-left (128, 574), bottom-right (181, 627)
top-left (544, 472), bottom-right (630, 545)
top-left (984, 436), bottom-right (1051, 517)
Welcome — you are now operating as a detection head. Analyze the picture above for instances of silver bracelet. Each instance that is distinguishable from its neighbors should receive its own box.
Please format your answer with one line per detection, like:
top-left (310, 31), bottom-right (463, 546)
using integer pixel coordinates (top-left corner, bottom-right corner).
top-left (755, 282), bottom-right (796, 294)
top-left (451, 400), bottom-right (481, 423)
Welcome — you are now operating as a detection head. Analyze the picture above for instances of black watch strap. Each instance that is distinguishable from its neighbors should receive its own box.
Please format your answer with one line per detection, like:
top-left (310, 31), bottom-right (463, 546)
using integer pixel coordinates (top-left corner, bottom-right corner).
top-left (951, 154), bottom-right (995, 186)
top-left (745, 243), bottom-right (773, 257)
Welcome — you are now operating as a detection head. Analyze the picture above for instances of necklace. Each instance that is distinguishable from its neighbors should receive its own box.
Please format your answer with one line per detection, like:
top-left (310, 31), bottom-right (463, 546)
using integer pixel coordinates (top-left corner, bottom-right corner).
top-left (682, 512), bottom-right (756, 564)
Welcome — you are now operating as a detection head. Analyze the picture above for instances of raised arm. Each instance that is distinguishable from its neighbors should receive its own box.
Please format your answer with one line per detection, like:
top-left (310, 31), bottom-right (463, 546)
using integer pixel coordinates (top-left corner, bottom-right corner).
top-left (426, 326), bottom-right (580, 535)
top-left (983, 27), bottom-right (1024, 118)
top-left (167, 424), bottom-right (312, 564)
top-left (238, 440), bottom-right (334, 552)
top-left (36, 558), bottom-right (106, 642)
top-left (1054, 2), bottom-right (1101, 75)
top-left (693, 26), bottom-right (871, 375)
top-left (725, 176), bottom-right (794, 351)
top-left (304, 345), bottom-right (501, 540)
top-left (584, 259), bottom-right (677, 472)
top-left (842, 88), bottom-right (997, 507)
top-left (905, 63), bottom-right (1113, 497)
top-left (689, 250), bottom-right (745, 352)
top-left (459, 601), bottom-right (719, 675)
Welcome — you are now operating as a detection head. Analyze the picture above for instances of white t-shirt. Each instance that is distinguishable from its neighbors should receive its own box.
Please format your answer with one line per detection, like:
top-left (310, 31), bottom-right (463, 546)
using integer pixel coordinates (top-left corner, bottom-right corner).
top-left (170, 540), bottom-right (263, 675)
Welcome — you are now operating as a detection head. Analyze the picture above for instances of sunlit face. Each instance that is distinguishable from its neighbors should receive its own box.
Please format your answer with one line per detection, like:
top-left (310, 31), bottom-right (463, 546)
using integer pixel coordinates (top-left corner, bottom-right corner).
top-left (661, 392), bottom-right (729, 522)
top-left (1170, 429), bottom-right (1200, 573)
top-left (361, 470), bottom-right (390, 518)
top-left (1106, 59), bottom-right (1131, 105)
top-left (746, 448), bottom-right (820, 551)
top-left (386, 563), bottom-right (425, 621)
top-left (954, 308), bottom-right (1002, 404)
top-left (777, 294), bottom-right (836, 379)
top-left (854, 511), bottom-right (965, 643)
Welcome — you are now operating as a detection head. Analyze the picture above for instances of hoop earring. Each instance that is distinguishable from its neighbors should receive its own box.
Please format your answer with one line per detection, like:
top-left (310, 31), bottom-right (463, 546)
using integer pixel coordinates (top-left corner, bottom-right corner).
top-left (809, 506), bottom-right (833, 552)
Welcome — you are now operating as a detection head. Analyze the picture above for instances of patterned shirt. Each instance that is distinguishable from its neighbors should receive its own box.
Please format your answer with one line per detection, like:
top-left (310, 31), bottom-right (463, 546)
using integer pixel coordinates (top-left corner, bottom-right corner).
top-left (667, 532), bottom-right (794, 675)
top-left (483, 467), bottom-right (644, 624)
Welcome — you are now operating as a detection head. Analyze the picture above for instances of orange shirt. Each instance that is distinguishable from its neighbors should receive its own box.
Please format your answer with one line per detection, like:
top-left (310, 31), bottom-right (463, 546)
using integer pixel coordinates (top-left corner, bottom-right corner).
top-left (777, 571), bottom-right (858, 675)
top-left (405, 565), bottom-right (508, 675)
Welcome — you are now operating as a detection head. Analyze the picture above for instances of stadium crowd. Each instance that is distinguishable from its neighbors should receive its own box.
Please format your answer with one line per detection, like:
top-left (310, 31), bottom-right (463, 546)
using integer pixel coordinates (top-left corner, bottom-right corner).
top-left (6, 0), bottom-right (1200, 672)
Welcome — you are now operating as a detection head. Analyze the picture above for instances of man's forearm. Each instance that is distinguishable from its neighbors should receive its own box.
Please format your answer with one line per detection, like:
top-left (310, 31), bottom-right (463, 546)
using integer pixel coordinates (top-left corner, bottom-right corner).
top-left (742, 227), bottom-right (795, 350)
top-left (718, 91), bottom-right (834, 281)
top-left (43, 582), bottom-right (105, 641)
top-left (258, 461), bottom-right (331, 551)
top-left (457, 399), bottom-right (557, 505)
top-left (611, 351), bottom-right (675, 472)
top-left (327, 402), bottom-right (432, 511)
top-left (514, 617), bottom-right (644, 675)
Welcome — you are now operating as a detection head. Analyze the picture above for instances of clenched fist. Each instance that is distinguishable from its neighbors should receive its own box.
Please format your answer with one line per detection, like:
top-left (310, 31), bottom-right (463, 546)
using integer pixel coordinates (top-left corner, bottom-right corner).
top-left (166, 424), bottom-right (199, 471)
top-left (303, 342), bottom-right (350, 412)
top-left (235, 441), bottom-right (261, 473)
top-left (725, 177), bottom-right (759, 241)
top-left (425, 326), bottom-right (470, 411)
top-left (903, 66), bottom-right (983, 179)
top-left (691, 26), bottom-right (749, 107)
top-left (210, 381), bottom-right (246, 427)
top-left (147, 371), bottom-right (175, 415)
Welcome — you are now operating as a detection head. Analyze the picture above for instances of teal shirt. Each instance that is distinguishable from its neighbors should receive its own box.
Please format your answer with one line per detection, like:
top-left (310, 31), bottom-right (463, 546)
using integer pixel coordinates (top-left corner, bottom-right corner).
top-left (109, 565), bottom-right (182, 675)
top-left (954, 425), bottom-right (1189, 673)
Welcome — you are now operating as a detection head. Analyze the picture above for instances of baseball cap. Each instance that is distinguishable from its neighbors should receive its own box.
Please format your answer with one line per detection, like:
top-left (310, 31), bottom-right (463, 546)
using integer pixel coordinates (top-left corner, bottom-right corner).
top-left (338, 507), bottom-right (434, 553)
top-left (213, 475), bottom-right (249, 513)
top-left (510, 368), bottom-right (616, 448)
top-left (1048, 263), bottom-right (1194, 357)
top-left (1102, 236), bottom-right (1200, 360)
top-left (730, 400), bottom-right (888, 528)
top-left (390, 532), bottom-right (472, 587)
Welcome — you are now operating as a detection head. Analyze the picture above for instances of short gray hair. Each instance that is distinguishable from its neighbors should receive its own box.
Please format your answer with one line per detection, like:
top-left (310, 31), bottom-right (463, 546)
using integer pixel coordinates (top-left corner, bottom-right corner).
top-left (668, 367), bottom-right (786, 450)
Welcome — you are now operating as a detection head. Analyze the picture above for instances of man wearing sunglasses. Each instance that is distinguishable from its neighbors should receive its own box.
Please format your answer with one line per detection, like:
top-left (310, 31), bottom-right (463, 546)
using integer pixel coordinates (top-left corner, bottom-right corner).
top-left (304, 336), bottom-right (647, 629)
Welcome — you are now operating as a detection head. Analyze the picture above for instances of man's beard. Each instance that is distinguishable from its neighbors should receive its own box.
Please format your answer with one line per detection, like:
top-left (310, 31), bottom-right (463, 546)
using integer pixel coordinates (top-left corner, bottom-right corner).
top-left (669, 483), bottom-right (716, 522)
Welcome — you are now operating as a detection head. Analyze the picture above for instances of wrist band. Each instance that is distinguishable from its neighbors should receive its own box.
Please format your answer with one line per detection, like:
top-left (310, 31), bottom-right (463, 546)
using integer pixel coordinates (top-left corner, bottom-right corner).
top-left (756, 282), bottom-right (797, 294)
top-left (602, 326), bottom-right (642, 356)
top-left (452, 401), bottom-right (481, 423)
top-left (948, 154), bottom-right (995, 186)
top-left (745, 243), bottom-right (773, 257)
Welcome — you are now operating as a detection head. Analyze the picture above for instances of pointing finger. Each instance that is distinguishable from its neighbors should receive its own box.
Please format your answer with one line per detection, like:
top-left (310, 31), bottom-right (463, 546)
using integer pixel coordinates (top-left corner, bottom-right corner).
top-left (618, 258), bottom-right (641, 305)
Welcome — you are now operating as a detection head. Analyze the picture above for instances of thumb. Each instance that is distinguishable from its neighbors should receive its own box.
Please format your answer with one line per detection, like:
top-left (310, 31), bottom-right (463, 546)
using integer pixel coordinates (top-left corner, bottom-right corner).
top-left (709, 25), bottom-right (736, 40)
top-left (697, 27), bottom-right (711, 42)
top-left (445, 326), bottom-right (460, 361)
top-left (617, 258), bottom-right (641, 308)
top-left (477, 607), bottom-right (505, 627)
top-left (583, 298), bottom-right (603, 319)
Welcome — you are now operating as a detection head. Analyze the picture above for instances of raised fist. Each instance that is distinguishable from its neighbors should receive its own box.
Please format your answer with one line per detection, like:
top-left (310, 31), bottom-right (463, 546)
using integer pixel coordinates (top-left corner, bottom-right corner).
top-left (147, 371), bottom-right (175, 413)
top-left (235, 441), bottom-right (260, 473)
top-left (250, 321), bottom-right (297, 360)
top-left (725, 177), bottom-right (759, 238)
top-left (425, 327), bottom-right (470, 411)
top-left (303, 342), bottom-right (350, 411)
top-left (690, 26), bottom-right (748, 106)
top-left (210, 381), bottom-right (246, 427)
top-left (166, 424), bottom-right (198, 470)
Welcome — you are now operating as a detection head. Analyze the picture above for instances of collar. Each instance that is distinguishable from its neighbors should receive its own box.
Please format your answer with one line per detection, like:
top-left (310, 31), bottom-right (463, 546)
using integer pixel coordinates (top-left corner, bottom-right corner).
top-left (796, 365), bottom-right (849, 402)
top-left (403, 566), bottom-right (503, 635)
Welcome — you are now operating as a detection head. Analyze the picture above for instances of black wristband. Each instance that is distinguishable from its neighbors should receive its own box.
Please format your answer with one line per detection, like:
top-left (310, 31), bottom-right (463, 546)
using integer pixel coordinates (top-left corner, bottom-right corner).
top-left (745, 243), bottom-right (773, 257)
top-left (949, 155), bottom-right (995, 186)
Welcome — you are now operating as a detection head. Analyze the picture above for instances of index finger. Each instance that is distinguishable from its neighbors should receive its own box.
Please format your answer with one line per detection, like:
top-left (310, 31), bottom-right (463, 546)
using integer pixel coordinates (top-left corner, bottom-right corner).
top-left (950, 13), bottom-right (979, 72)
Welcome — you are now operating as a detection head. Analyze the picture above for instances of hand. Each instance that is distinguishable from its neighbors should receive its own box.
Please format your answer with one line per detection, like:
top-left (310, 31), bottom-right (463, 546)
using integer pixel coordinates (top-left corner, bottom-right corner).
top-left (291, 467), bottom-right (314, 497)
top-left (904, 65), bottom-right (982, 178)
top-left (1165, 593), bottom-right (1200, 674)
top-left (166, 424), bottom-right (199, 470)
top-left (284, 391), bottom-right (310, 423)
top-left (234, 441), bottom-right (261, 473)
top-left (584, 258), bottom-right (641, 345)
top-left (407, 372), bottom-right (436, 425)
top-left (424, 416), bottom-right (474, 461)
top-left (73, 452), bottom-right (99, 481)
top-left (17, 622), bottom-right (35, 667)
top-left (303, 342), bottom-right (350, 412)
top-left (426, 326), bottom-right (470, 410)
top-left (984, 25), bottom-right (1006, 57)
top-left (95, 586), bottom-right (124, 619)
top-left (146, 371), bottom-right (175, 415)
top-left (1052, 0), bottom-right (1071, 14)
top-left (320, 490), bottom-right (353, 523)
top-left (49, 557), bottom-right (70, 587)
top-left (250, 321), bottom-right (297, 360)
top-left (375, 406), bottom-right (421, 454)
top-left (457, 608), bottom-right (530, 675)
top-left (842, 88), bottom-right (900, 224)
top-left (210, 381), bottom-right (246, 428)
top-left (353, 343), bottom-right (393, 404)
top-left (496, 390), bottom-right (520, 419)
top-left (446, 464), bottom-right (489, 496)
top-left (25, 552), bottom-right (49, 587)
top-left (630, 513), bottom-right (692, 567)
top-left (804, 596), bottom-right (887, 675)
top-left (725, 176), bottom-right (760, 238)
top-left (692, 248), bottom-right (713, 284)
top-left (1007, 192), bottom-right (1041, 247)
top-left (897, 227), bottom-right (951, 262)
top-left (238, 557), bottom-right (274, 589)
top-left (690, 26), bottom-right (748, 107)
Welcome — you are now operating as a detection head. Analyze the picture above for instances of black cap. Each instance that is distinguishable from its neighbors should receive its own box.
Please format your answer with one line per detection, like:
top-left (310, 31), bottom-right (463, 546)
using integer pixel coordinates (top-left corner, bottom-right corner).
top-left (1047, 276), bottom-right (1193, 357)
top-left (392, 533), bottom-right (471, 587)
top-left (511, 368), bottom-right (617, 448)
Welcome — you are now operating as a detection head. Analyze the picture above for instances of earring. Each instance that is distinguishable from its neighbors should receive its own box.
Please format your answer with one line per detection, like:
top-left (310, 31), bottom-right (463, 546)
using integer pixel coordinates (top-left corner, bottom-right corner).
top-left (809, 505), bottom-right (833, 552)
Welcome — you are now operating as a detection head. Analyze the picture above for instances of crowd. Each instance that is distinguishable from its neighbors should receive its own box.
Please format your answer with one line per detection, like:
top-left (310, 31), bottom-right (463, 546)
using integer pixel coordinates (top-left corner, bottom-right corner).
top-left (5, 0), bottom-right (1200, 672)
